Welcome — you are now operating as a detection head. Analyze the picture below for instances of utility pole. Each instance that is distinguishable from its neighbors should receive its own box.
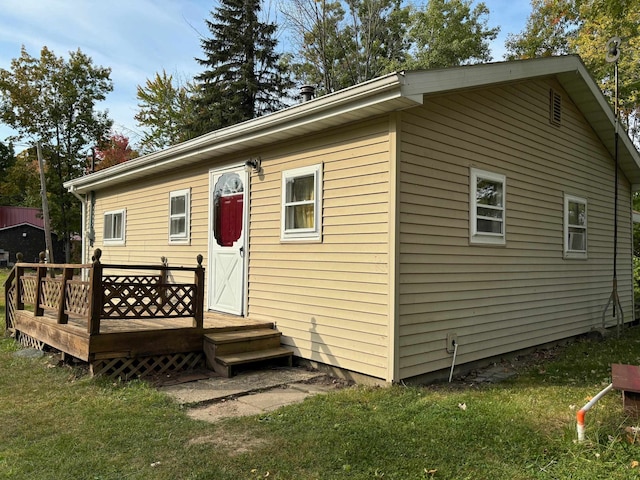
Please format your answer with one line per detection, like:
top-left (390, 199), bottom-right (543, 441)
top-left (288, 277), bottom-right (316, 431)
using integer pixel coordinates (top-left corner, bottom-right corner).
top-left (36, 142), bottom-right (55, 264)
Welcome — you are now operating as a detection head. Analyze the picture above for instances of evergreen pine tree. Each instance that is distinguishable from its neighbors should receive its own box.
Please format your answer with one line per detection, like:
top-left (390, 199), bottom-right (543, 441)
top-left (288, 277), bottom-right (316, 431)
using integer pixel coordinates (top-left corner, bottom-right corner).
top-left (191, 0), bottom-right (293, 136)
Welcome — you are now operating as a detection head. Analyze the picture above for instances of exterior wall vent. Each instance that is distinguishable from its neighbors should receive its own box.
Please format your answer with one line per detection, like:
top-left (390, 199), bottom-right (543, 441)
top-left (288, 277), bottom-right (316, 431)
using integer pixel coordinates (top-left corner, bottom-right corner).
top-left (549, 89), bottom-right (562, 127)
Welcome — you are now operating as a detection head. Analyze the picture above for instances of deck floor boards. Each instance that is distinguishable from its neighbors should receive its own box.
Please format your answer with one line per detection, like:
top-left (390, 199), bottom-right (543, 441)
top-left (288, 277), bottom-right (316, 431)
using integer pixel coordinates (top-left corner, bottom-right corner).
top-left (12, 309), bottom-right (275, 363)
top-left (6, 258), bottom-right (276, 376)
top-left (20, 310), bottom-right (272, 334)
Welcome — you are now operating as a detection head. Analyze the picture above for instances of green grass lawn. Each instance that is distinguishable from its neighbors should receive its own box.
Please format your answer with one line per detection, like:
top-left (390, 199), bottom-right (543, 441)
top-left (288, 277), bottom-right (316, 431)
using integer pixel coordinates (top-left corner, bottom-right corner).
top-left (2, 267), bottom-right (640, 479)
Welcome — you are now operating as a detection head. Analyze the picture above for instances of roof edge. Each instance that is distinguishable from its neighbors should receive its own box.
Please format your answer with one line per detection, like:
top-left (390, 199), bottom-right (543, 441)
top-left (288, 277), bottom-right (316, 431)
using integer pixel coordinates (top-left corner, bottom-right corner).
top-left (400, 55), bottom-right (585, 95)
top-left (64, 72), bottom-right (407, 194)
top-left (0, 222), bottom-right (45, 232)
top-left (65, 55), bottom-right (640, 192)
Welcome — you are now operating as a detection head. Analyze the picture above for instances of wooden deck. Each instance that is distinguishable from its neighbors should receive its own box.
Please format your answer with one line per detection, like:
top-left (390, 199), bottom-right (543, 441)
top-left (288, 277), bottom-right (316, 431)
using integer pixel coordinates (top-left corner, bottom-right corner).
top-left (12, 309), bottom-right (273, 362)
top-left (4, 250), bottom-right (276, 378)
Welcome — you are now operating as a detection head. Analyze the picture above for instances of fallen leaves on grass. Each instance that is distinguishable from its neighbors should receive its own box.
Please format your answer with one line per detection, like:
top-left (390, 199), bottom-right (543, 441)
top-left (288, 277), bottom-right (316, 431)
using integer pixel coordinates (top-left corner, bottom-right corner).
top-left (625, 426), bottom-right (640, 444)
top-left (250, 469), bottom-right (270, 478)
top-left (424, 468), bottom-right (437, 478)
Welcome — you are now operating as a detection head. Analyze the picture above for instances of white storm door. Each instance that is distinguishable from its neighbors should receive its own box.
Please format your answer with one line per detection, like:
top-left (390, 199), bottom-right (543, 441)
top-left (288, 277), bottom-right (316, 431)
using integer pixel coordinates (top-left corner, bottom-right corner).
top-left (208, 167), bottom-right (247, 315)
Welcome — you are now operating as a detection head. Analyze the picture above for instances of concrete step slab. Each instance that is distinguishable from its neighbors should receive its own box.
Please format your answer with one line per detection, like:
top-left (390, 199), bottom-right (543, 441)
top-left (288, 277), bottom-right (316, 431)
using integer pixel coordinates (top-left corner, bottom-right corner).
top-left (159, 367), bottom-right (326, 406)
top-left (186, 382), bottom-right (336, 423)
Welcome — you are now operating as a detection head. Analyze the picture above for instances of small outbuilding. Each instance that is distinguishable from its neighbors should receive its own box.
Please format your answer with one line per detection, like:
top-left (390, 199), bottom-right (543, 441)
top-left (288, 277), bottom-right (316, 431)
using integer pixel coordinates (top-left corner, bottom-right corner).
top-left (0, 206), bottom-right (63, 266)
top-left (64, 56), bottom-right (640, 383)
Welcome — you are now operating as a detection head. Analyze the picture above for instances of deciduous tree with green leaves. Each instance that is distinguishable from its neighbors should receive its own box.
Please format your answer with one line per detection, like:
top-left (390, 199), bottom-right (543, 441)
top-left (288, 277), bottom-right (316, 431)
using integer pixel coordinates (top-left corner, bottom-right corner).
top-left (0, 141), bottom-right (16, 203)
top-left (408, 0), bottom-right (499, 69)
top-left (505, 0), bottom-right (640, 145)
top-left (189, 0), bottom-right (293, 136)
top-left (0, 147), bottom-right (40, 207)
top-left (135, 71), bottom-right (196, 153)
top-left (572, 1), bottom-right (640, 141)
top-left (0, 46), bottom-right (113, 260)
top-left (282, 0), bottom-right (410, 95)
top-left (504, 0), bottom-right (577, 59)
top-left (283, 0), bottom-right (498, 95)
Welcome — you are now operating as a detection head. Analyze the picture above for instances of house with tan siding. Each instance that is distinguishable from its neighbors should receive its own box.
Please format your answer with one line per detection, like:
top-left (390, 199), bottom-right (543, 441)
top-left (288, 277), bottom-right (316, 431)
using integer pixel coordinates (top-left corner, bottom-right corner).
top-left (64, 55), bottom-right (640, 384)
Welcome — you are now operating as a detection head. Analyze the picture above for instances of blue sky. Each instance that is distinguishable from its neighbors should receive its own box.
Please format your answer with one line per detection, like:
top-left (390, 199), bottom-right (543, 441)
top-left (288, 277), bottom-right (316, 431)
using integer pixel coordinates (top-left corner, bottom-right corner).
top-left (0, 0), bottom-right (532, 150)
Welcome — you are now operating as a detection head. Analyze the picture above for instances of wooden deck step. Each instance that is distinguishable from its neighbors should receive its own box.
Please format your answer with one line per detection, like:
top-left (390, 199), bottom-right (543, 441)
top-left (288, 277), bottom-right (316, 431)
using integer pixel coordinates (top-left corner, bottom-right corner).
top-left (216, 347), bottom-right (293, 367)
top-left (204, 329), bottom-right (282, 356)
top-left (212, 347), bottom-right (293, 378)
top-left (203, 329), bottom-right (293, 377)
top-left (205, 329), bottom-right (281, 344)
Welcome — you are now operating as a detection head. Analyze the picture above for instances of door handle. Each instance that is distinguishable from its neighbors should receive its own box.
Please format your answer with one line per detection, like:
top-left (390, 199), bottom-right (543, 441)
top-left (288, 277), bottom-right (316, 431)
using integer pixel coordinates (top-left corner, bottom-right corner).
top-left (239, 246), bottom-right (244, 257)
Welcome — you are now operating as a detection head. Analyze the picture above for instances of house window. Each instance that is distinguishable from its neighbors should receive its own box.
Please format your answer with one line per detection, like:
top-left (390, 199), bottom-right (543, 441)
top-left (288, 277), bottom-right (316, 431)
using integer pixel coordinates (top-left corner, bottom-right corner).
top-left (104, 209), bottom-right (125, 245)
top-left (169, 189), bottom-right (190, 244)
top-left (564, 194), bottom-right (587, 258)
top-left (281, 164), bottom-right (323, 241)
top-left (470, 168), bottom-right (506, 245)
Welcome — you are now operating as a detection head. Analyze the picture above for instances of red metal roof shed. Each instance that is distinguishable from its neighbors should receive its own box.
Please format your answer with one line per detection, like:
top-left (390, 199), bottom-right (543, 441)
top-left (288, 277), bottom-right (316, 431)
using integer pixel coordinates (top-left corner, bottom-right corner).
top-left (0, 206), bottom-right (44, 229)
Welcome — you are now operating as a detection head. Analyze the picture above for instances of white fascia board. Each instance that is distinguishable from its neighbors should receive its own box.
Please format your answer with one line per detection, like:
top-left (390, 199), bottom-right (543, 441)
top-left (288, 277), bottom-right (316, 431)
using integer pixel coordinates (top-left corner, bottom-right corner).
top-left (400, 55), bottom-right (585, 98)
top-left (399, 56), bottom-right (640, 185)
top-left (0, 222), bottom-right (44, 232)
top-left (616, 128), bottom-right (640, 185)
top-left (64, 55), bottom-right (640, 193)
top-left (64, 72), bottom-right (414, 194)
top-left (556, 60), bottom-right (640, 184)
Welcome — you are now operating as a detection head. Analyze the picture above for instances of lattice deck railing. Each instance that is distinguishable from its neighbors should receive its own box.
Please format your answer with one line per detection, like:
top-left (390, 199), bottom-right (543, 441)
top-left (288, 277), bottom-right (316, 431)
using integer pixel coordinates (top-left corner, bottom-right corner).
top-left (3, 268), bottom-right (17, 334)
top-left (101, 281), bottom-right (197, 318)
top-left (4, 248), bottom-right (205, 336)
top-left (65, 280), bottom-right (90, 317)
top-left (20, 276), bottom-right (37, 305)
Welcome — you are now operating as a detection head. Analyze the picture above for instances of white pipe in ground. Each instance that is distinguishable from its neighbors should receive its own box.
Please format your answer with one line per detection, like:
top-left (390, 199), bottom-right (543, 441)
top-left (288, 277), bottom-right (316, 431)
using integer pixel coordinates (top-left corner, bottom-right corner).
top-left (448, 341), bottom-right (458, 383)
top-left (576, 383), bottom-right (614, 442)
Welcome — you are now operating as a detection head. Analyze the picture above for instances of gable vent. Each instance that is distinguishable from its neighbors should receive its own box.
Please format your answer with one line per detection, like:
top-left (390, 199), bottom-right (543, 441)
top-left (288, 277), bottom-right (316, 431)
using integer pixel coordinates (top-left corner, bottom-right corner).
top-left (549, 89), bottom-right (562, 127)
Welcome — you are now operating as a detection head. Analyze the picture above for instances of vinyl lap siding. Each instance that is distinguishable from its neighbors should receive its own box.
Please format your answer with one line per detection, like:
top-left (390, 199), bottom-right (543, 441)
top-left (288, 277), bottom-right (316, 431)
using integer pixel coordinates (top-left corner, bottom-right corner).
top-left (249, 119), bottom-right (392, 380)
top-left (91, 119), bottom-right (392, 380)
top-left (398, 79), bottom-right (632, 379)
top-left (93, 166), bottom-right (210, 285)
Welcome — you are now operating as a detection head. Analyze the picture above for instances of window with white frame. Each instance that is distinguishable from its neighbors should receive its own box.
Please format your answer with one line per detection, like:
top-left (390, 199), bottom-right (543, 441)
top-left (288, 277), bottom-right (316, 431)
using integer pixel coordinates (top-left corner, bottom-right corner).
top-left (104, 209), bottom-right (125, 245)
top-left (470, 168), bottom-right (506, 245)
top-left (281, 164), bottom-right (323, 241)
top-left (564, 194), bottom-right (587, 258)
top-left (169, 188), bottom-right (190, 243)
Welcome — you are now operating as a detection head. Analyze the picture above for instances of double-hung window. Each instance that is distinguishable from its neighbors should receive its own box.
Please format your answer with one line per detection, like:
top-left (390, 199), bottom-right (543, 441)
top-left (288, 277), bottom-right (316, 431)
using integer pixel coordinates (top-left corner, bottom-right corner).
top-left (564, 194), bottom-right (587, 258)
top-left (281, 164), bottom-right (323, 241)
top-left (169, 189), bottom-right (190, 244)
top-left (104, 209), bottom-right (126, 245)
top-left (470, 168), bottom-right (506, 245)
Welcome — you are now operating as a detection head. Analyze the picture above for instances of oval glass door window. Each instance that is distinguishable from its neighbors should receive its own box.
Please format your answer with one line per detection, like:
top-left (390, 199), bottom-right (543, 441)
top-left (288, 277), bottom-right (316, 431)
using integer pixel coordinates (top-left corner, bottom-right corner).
top-left (214, 173), bottom-right (244, 247)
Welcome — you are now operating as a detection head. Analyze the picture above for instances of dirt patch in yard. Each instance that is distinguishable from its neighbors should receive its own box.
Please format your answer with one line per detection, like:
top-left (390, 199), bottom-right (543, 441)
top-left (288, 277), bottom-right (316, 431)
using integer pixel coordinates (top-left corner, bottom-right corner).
top-left (303, 372), bottom-right (353, 389)
top-left (442, 333), bottom-right (605, 389)
top-left (188, 432), bottom-right (267, 456)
